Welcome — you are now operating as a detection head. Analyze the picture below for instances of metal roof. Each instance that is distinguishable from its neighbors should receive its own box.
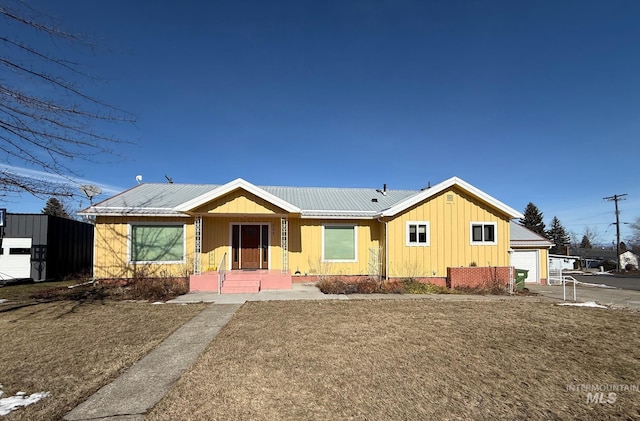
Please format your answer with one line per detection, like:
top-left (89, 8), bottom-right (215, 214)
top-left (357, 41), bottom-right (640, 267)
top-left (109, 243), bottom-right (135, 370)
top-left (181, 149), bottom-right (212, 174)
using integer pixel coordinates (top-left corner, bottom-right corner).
top-left (80, 177), bottom-right (518, 221)
top-left (81, 182), bottom-right (417, 217)
top-left (509, 221), bottom-right (554, 248)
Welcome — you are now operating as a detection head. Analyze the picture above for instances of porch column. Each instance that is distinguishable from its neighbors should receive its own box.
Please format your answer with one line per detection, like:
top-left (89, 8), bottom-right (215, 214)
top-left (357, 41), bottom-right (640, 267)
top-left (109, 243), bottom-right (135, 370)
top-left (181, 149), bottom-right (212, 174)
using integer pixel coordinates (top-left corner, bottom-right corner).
top-left (281, 217), bottom-right (288, 274)
top-left (194, 215), bottom-right (202, 275)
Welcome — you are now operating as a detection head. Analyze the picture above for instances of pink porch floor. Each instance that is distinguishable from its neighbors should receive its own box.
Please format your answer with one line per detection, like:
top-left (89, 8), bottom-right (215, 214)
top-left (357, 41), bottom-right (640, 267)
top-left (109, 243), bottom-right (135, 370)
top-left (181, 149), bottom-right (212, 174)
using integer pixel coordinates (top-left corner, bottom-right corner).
top-left (189, 270), bottom-right (292, 293)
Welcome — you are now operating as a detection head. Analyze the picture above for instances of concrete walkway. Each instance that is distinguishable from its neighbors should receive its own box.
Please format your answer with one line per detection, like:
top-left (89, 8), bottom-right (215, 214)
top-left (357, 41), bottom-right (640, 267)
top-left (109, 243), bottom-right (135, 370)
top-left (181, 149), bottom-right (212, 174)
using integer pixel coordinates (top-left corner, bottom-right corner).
top-left (64, 303), bottom-right (241, 421)
top-left (527, 283), bottom-right (640, 311)
top-left (168, 282), bottom-right (348, 304)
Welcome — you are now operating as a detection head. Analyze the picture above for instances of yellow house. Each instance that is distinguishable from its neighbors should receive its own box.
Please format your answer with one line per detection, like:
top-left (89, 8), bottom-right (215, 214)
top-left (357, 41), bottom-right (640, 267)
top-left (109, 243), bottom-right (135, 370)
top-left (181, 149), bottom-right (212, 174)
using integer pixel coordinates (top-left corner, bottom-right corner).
top-left (80, 176), bottom-right (526, 292)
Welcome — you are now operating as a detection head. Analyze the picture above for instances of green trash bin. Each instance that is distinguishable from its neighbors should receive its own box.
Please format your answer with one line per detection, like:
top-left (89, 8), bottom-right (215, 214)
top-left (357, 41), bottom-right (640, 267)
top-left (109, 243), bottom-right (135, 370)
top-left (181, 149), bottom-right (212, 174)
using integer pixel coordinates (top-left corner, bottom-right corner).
top-left (515, 269), bottom-right (529, 291)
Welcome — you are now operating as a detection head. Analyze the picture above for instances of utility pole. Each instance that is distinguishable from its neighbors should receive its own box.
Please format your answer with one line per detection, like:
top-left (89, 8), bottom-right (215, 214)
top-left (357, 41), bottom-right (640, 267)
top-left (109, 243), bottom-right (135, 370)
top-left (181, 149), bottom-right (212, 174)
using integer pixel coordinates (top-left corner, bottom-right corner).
top-left (604, 193), bottom-right (627, 271)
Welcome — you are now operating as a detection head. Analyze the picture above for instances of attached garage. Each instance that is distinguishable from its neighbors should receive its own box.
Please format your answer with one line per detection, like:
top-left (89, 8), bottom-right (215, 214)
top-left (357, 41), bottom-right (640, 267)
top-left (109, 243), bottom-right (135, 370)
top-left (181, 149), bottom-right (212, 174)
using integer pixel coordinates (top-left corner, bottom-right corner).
top-left (510, 221), bottom-right (553, 285)
top-left (511, 249), bottom-right (539, 283)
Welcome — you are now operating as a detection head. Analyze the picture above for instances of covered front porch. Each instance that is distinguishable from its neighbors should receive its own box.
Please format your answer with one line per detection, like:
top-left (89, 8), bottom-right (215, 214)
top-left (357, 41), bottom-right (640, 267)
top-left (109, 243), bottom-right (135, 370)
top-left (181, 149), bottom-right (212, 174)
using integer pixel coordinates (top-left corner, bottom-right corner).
top-left (188, 215), bottom-right (293, 293)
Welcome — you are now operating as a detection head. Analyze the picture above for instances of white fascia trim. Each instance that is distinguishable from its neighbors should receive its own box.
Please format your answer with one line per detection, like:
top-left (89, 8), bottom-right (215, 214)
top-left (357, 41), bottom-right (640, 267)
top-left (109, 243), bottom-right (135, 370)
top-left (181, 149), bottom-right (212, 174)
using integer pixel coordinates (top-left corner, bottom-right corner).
top-left (174, 178), bottom-right (301, 213)
top-left (79, 207), bottom-right (190, 217)
top-left (379, 176), bottom-right (524, 219)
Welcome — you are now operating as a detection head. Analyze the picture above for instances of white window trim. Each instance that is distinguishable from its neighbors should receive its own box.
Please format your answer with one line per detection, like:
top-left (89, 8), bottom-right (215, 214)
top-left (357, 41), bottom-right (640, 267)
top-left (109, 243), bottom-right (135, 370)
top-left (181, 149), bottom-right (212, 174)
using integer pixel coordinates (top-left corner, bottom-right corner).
top-left (128, 222), bottom-right (187, 264)
top-left (322, 224), bottom-right (358, 262)
top-left (406, 221), bottom-right (430, 246)
top-left (470, 222), bottom-right (497, 245)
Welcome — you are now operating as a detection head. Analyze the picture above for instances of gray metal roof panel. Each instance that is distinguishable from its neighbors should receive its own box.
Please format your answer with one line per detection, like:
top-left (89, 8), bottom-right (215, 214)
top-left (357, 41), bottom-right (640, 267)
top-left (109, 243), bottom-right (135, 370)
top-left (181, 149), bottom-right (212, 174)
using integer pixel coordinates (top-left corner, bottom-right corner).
top-left (82, 183), bottom-right (418, 215)
top-left (509, 221), bottom-right (553, 247)
top-left (260, 186), bottom-right (416, 212)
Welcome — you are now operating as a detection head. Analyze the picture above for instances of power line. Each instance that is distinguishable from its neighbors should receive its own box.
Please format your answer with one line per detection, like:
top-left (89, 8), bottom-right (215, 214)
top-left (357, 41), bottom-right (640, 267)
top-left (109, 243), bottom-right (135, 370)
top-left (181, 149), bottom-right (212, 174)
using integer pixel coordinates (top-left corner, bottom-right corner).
top-left (603, 193), bottom-right (627, 271)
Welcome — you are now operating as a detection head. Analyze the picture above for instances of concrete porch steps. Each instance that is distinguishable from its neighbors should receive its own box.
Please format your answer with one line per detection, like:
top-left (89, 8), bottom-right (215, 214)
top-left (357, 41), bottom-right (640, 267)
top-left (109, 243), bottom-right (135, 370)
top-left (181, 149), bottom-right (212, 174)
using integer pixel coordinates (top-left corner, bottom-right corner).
top-left (190, 269), bottom-right (292, 293)
top-left (221, 279), bottom-right (261, 294)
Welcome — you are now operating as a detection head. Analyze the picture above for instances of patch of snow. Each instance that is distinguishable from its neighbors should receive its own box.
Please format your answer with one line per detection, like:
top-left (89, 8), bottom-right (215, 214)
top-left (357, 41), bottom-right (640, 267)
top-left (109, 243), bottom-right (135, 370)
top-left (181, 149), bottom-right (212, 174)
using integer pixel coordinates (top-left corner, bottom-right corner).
top-left (558, 301), bottom-right (608, 309)
top-left (0, 299), bottom-right (7, 304)
top-left (151, 301), bottom-right (165, 305)
top-left (0, 385), bottom-right (50, 416)
top-left (577, 282), bottom-right (617, 289)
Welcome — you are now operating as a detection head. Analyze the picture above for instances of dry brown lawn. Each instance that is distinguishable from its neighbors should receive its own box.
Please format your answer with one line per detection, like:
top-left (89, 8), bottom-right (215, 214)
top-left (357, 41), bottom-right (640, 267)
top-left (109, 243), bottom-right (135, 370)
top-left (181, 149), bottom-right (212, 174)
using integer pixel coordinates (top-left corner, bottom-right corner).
top-left (148, 299), bottom-right (640, 420)
top-left (0, 300), bottom-right (206, 420)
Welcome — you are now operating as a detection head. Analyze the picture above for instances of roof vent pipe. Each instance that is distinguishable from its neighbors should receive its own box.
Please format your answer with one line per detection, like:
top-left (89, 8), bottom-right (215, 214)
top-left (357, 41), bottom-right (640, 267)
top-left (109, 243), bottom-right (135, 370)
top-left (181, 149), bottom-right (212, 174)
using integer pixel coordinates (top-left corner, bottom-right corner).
top-left (383, 184), bottom-right (387, 195)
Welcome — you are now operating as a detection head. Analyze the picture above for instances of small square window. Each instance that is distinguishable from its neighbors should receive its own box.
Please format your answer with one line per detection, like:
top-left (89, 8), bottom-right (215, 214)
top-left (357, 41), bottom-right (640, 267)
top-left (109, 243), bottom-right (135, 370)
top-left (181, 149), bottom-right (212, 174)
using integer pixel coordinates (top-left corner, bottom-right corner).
top-left (406, 222), bottom-right (430, 246)
top-left (470, 223), bottom-right (497, 245)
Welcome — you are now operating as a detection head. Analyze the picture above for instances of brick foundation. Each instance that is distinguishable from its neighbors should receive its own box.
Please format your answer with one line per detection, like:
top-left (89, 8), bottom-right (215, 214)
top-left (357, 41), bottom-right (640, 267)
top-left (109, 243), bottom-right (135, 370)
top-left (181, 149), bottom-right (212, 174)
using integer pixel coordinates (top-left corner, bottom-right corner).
top-left (447, 266), bottom-right (512, 289)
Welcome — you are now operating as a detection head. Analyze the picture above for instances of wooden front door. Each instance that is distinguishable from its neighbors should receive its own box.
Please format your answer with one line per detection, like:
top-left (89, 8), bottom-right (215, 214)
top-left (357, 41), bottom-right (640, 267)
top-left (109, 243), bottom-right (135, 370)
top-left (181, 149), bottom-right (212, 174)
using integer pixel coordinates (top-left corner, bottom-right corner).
top-left (240, 225), bottom-right (260, 269)
top-left (231, 224), bottom-right (269, 270)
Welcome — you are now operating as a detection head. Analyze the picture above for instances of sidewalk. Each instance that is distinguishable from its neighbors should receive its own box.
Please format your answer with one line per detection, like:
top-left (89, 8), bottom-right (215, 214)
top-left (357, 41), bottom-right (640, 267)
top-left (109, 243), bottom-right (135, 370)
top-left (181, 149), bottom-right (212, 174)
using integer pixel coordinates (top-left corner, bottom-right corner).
top-left (527, 283), bottom-right (640, 311)
top-left (168, 282), bottom-right (348, 304)
top-left (64, 303), bottom-right (241, 421)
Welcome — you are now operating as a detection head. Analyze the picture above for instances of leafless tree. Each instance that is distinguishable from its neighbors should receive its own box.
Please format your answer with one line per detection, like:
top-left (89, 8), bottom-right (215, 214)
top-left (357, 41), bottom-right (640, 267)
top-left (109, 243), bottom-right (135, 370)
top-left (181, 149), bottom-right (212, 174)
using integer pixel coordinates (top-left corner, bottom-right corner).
top-left (0, 1), bottom-right (134, 198)
top-left (629, 216), bottom-right (640, 249)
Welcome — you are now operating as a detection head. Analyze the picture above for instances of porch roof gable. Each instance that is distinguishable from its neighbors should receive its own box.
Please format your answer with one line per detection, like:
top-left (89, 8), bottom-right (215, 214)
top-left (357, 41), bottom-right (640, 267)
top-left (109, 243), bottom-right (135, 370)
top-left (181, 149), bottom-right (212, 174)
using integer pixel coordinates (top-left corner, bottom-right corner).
top-left (174, 178), bottom-right (302, 214)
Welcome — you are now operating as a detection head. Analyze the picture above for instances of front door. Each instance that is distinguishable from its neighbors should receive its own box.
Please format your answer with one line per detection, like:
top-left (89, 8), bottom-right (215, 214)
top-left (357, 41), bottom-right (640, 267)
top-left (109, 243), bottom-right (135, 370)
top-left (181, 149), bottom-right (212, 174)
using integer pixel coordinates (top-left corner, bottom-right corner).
top-left (240, 225), bottom-right (260, 269)
top-left (231, 224), bottom-right (269, 270)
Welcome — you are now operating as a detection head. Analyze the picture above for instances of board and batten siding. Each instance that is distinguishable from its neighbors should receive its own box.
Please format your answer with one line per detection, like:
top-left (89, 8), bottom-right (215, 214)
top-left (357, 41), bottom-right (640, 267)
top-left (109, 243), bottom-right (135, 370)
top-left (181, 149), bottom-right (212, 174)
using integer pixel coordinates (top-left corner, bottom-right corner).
top-left (192, 189), bottom-right (283, 215)
top-left (200, 216), bottom-right (283, 271)
top-left (287, 219), bottom-right (381, 276)
top-left (94, 216), bottom-right (194, 279)
top-left (385, 187), bottom-right (512, 278)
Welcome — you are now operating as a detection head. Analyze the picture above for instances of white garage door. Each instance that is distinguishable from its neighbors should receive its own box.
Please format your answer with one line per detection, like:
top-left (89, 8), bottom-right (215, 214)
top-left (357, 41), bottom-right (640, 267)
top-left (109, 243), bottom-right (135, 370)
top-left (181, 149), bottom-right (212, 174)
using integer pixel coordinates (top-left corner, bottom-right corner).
top-left (511, 249), bottom-right (539, 283)
top-left (0, 238), bottom-right (32, 280)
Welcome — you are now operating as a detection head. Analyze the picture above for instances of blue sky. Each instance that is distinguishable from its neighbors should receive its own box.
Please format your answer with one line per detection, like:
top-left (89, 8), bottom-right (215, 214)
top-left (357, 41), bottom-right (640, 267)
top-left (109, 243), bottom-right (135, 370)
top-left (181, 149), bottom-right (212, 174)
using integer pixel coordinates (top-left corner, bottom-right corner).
top-left (3, 0), bottom-right (639, 245)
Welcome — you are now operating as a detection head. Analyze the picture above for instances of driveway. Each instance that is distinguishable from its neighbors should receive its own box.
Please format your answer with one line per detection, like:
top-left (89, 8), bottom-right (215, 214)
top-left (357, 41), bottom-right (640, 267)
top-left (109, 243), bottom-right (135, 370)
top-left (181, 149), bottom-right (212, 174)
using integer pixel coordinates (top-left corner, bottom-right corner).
top-left (527, 283), bottom-right (640, 311)
top-left (572, 274), bottom-right (640, 291)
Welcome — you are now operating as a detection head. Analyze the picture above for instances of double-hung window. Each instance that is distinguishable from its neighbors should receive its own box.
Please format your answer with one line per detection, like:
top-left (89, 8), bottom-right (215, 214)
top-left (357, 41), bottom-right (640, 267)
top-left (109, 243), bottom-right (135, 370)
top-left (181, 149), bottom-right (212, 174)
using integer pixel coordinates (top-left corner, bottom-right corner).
top-left (406, 221), bottom-right (430, 246)
top-left (323, 225), bottom-right (357, 262)
top-left (130, 224), bottom-right (185, 263)
top-left (470, 222), bottom-right (497, 245)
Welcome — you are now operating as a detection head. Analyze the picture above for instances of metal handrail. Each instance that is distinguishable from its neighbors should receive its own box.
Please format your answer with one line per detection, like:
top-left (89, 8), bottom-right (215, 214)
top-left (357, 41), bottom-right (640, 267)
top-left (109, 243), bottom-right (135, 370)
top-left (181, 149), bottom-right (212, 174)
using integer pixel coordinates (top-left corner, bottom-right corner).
top-left (217, 252), bottom-right (227, 295)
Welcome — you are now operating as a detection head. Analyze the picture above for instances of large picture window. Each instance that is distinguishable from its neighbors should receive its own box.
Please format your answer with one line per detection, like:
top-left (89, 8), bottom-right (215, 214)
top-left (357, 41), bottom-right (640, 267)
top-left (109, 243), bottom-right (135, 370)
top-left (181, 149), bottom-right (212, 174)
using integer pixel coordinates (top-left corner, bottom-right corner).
top-left (406, 221), bottom-right (430, 246)
top-left (323, 225), bottom-right (356, 261)
top-left (470, 222), bottom-right (497, 245)
top-left (130, 224), bottom-right (185, 263)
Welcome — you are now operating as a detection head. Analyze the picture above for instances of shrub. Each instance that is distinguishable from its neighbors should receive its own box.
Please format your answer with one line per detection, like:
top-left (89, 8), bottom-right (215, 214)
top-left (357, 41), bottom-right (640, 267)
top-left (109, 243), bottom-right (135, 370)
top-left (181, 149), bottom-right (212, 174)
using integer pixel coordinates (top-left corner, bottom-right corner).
top-left (379, 280), bottom-right (404, 294)
top-left (454, 278), bottom-right (508, 295)
top-left (29, 277), bottom-right (189, 302)
top-left (401, 279), bottom-right (453, 294)
top-left (128, 277), bottom-right (189, 302)
top-left (317, 277), bottom-right (448, 295)
top-left (317, 278), bottom-right (353, 294)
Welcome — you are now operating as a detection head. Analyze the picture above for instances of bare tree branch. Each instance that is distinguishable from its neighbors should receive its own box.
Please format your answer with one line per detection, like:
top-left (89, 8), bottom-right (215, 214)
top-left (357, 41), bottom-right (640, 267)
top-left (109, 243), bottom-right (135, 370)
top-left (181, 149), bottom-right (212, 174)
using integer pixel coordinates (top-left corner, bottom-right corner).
top-left (0, 1), bottom-right (135, 198)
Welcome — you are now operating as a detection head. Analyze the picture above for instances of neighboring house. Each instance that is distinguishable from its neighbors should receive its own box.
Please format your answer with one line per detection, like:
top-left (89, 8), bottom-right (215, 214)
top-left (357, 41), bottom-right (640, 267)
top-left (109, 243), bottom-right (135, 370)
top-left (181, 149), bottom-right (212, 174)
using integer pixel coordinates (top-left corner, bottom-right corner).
top-left (509, 222), bottom-right (553, 284)
top-left (570, 247), bottom-right (618, 269)
top-left (619, 250), bottom-right (639, 270)
top-left (548, 254), bottom-right (580, 271)
top-left (79, 176), bottom-right (525, 292)
top-left (0, 214), bottom-right (94, 282)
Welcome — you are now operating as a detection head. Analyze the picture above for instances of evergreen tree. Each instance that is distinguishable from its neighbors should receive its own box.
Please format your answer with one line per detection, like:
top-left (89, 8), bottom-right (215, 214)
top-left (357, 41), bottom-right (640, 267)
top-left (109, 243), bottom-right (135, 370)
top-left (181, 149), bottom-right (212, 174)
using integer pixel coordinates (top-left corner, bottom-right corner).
top-left (42, 197), bottom-right (70, 218)
top-left (519, 202), bottom-right (546, 235)
top-left (547, 216), bottom-right (570, 254)
top-left (580, 235), bottom-right (592, 249)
